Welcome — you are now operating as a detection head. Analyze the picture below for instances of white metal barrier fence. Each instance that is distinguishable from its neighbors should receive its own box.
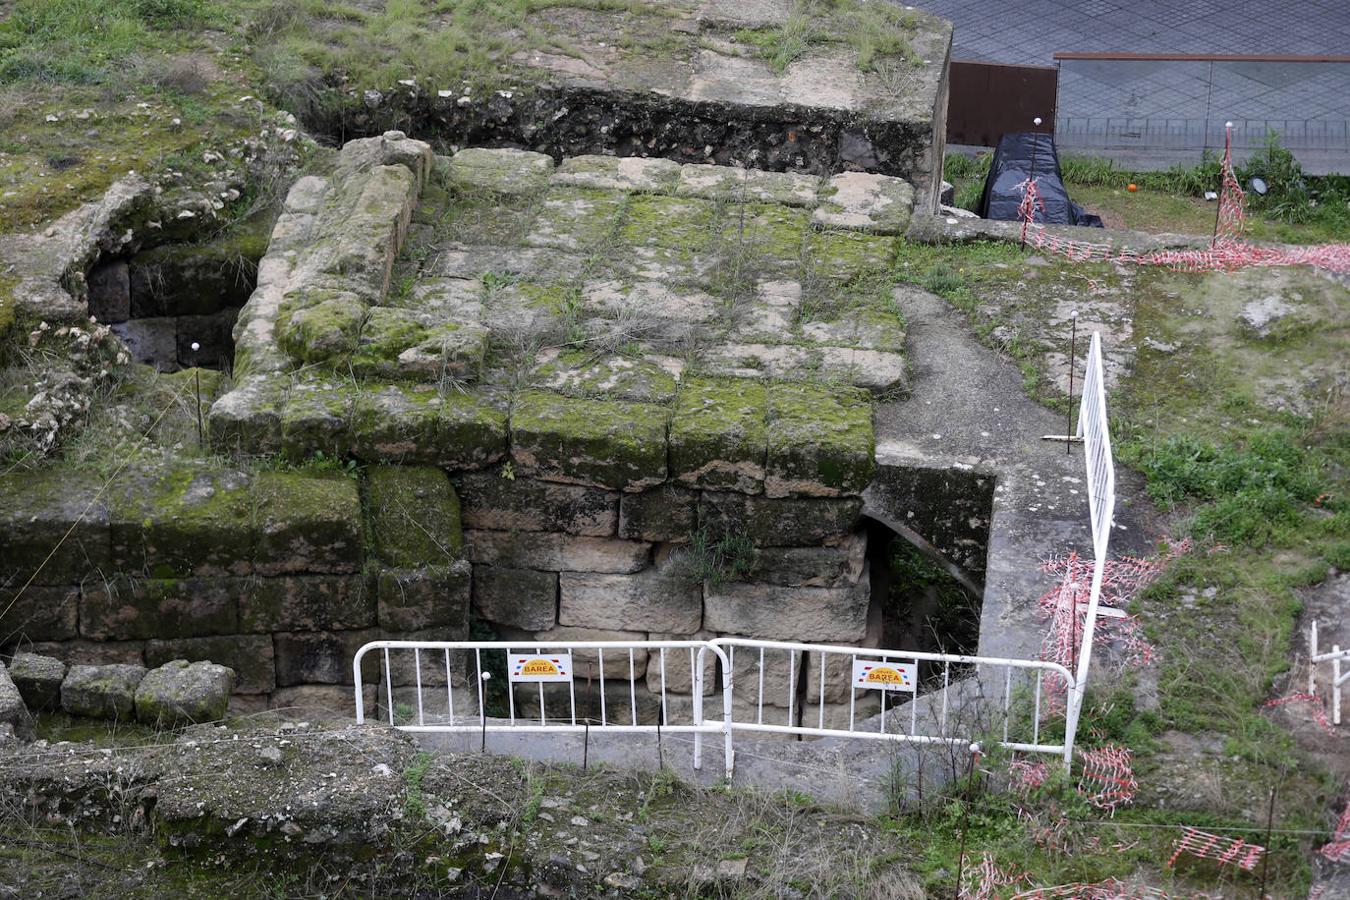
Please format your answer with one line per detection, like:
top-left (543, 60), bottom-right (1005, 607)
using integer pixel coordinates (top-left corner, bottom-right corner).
top-left (1309, 620), bottom-right (1350, 726)
top-left (353, 638), bottom-right (1077, 776)
top-left (1064, 331), bottom-right (1117, 762)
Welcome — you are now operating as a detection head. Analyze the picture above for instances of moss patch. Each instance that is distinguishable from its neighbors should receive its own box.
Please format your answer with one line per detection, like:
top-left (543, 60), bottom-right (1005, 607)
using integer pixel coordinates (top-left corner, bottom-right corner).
top-left (364, 465), bottom-right (463, 568)
top-left (510, 389), bottom-right (668, 491)
top-left (669, 377), bottom-right (768, 494)
top-left (765, 381), bottom-right (874, 496)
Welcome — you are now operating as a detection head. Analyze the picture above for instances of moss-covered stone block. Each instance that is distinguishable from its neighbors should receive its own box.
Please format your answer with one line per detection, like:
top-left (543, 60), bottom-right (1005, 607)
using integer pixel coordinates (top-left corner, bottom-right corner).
top-left (61, 663), bottom-right (146, 719)
top-left (619, 195), bottom-right (721, 254)
top-left (376, 561), bottom-right (471, 631)
top-left (279, 378), bottom-right (358, 460)
top-left (109, 466), bottom-right (255, 578)
top-left (765, 382), bottom-right (875, 497)
top-left (813, 172), bottom-right (915, 234)
top-left (365, 466), bottom-right (463, 568)
top-left (471, 566), bottom-right (559, 631)
top-left (617, 484), bottom-right (699, 542)
top-left (145, 635), bottom-right (276, 694)
top-left (80, 577), bottom-right (239, 641)
top-left (208, 377), bottom-right (285, 456)
top-left (524, 186), bottom-right (626, 252)
top-left (670, 377), bottom-right (768, 494)
top-left (445, 148), bottom-right (555, 196)
top-left (278, 293), bottom-right (368, 365)
top-left (0, 468), bottom-right (111, 584)
top-left (435, 389), bottom-right (510, 470)
top-left (529, 349), bottom-right (679, 404)
top-left (328, 164), bottom-right (419, 298)
top-left (134, 659), bottom-right (234, 726)
top-left (722, 203), bottom-right (810, 272)
top-left (553, 155), bottom-right (680, 193)
top-left (350, 383), bottom-right (441, 464)
top-left (254, 471), bottom-right (364, 576)
top-left (237, 574), bottom-right (376, 633)
top-left (675, 164), bottom-right (820, 207)
top-left (806, 230), bottom-right (896, 281)
top-left (699, 491), bottom-right (864, 547)
top-left (510, 390), bottom-right (668, 491)
top-left (458, 470), bottom-right (619, 536)
top-left (0, 584), bottom-right (78, 641)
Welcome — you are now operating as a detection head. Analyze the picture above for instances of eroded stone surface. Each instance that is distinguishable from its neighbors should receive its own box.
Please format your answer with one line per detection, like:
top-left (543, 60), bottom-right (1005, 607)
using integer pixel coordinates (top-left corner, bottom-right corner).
top-left (134, 659), bottom-right (235, 726)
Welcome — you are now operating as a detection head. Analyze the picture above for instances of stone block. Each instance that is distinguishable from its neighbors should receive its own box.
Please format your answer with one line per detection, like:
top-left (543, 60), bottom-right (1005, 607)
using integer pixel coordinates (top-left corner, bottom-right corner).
top-left (529, 349), bottom-right (681, 405)
top-left (280, 379), bottom-right (356, 459)
top-left (813, 172), bottom-right (915, 233)
top-left (273, 629), bottom-right (379, 687)
top-left (510, 390), bottom-right (668, 492)
top-left (670, 377), bottom-right (767, 494)
top-left (698, 493), bottom-right (863, 546)
top-left (765, 382), bottom-right (874, 497)
top-left (377, 562), bottom-right (472, 631)
top-left (208, 377), bottom-right (285, 455)
top-left (271, 684), bottom-right (375, 719)
top-left (747, 534), bottom-right (867, 587)
top-left (87, 259), bottom-right (130, 324)
top-left (61, 663), bottom-right (147, 719)
top-left (109, 466), bottom-right (255, 578)
top-left (644, 633), bottom-right (717, 696)
top-left (237, 575), bottom-right (376, 634)
top-left (0, 664), bottom-right (34, 741)
top-left (351, 385), bottom-right (508, 469)
top-left (112, 317), bottom-right (178, 371)
top-left (28, 640), bottom-right (145, 667)
top-left (7, 653), bottom-right (65, 711)
top-left (695, 342), bottom-right (906, 395)
top-left (176, 309), bottom-right (239, 369)
top-left (445, 148), bottom-right (554, 196)
top-left (465, 531), bottom-right (650, 574)
top-left (0, 469), bottom-right (111, 584)
top-left (254, 471), bottom-right (364, 576)
top-left (328, 164), bottom-right (418, 299)
top-left (559, 565), bottom-right (703, 634)
top-left (805, 230), bottom-right (895, 282)
top-left (527, 626), bottom-right (648, 680)
top-left (800, 302), bottom-right (906, 354)
top-left (349, 307), bottom-right (487, 381)
top-left (277, 293), bottom-right (366, 364)
top-left (458, 471), bottom-right (619, 537)
top-left (725, 203), bottom-right (811, 272)
top-left (619, 195), bottom-right (722, 255)
top-left (553, 155), bottom-right (680, 193)
top-left (365, 466), bottom-right (463, 568)
top-left (580, 280), bottom-right (720, 341)
top-left (675, 164), bottom-right (819, 207)
top-left (337, 132), bottom-right (434, 193)
top-left (704, 572), bottom-right (870, 643)
top-left (145, 635), bottom-right (276, 695)
top-left (524, 187), bottom-right (626, 252)
top-left (471, 566), bottom-right (558, 631)
top-left (378, 626), bottom-right (471, 687)
top-left (80, 577), bottom-right (237, 641)
top-left (617, 485), bottom-right (699, 542)
top-left (134, 659), bottom-right (235, 726)
top-left (1, 584), bottom-right (78, 641)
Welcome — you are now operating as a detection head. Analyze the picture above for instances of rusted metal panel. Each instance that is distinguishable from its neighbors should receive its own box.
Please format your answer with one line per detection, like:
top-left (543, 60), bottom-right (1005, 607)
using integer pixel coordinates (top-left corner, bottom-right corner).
top-left (947, 60), bottom-right (1058, 148)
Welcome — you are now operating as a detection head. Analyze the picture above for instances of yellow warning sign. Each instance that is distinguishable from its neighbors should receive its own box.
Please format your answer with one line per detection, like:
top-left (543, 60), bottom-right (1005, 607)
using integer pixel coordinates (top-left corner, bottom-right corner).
top-left (852, 659), bottom-right (917, 692)
top-left (509, 653), bottom-right (573, 683)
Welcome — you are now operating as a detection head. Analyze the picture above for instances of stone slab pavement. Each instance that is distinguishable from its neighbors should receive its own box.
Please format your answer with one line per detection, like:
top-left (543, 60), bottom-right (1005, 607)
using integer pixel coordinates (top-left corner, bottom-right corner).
top-left (907, 0), bottom-right (1350, 172)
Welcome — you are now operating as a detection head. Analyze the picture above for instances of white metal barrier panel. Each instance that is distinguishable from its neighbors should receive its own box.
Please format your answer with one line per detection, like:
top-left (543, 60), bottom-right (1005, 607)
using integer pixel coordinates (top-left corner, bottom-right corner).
top-left (354, 638), bottom-right (1076, 777)
top-left (353, 640), bottom-right (732, 776)
top-left (1065, 331), bottom-right (1117, 763)
top-left (1309, 620), bottom-right (1350, 726)
top-left (710, 638), bottom-right (1076, 761)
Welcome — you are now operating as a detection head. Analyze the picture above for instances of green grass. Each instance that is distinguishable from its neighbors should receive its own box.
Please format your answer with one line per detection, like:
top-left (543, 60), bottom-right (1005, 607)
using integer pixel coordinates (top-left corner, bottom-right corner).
top-left (733, 0), bottom-right (921, 74)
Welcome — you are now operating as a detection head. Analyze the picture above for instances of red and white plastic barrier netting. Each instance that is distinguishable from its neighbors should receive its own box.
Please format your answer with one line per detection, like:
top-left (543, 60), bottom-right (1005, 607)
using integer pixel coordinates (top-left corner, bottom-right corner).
top-left (1166, 826), bottom-right (1265, 872)
top-left (961, 852), bottom-right (1027, 899)
top-left (1077, 744), bottom-right (1138, 812)
top-left (1035, 548), bottom-right (1172, 710)
top-left (1264, 691), bottom-right (1334, 734)
top-left (1320, 800), bottom-right (1350, 864)
top-left (1016, 126), bottom-right (1350, 274)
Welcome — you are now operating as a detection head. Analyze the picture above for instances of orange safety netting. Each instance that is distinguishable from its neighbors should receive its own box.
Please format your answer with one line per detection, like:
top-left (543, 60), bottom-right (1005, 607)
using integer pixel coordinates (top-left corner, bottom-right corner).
top-left (1017, 125), bottom-right (1350, 274)
top-left (1166, 826), bottom-right (1265, 872)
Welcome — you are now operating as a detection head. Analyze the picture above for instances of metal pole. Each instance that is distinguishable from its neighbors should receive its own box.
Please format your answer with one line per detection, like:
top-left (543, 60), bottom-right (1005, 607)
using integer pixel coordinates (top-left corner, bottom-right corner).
top-left (583, 721), bottom-right (590, 772)
top-left (191, 341), bottom-right (203, 446)
top-left (1258, 785), bottom-right (1276, 899)
top-left (1067, 312), bottom-right (1078, 454)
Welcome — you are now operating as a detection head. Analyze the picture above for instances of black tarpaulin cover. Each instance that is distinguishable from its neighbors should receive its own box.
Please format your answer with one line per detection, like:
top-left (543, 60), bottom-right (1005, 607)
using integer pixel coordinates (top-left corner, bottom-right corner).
top-left (977, 132), bottom-right (1104, 227)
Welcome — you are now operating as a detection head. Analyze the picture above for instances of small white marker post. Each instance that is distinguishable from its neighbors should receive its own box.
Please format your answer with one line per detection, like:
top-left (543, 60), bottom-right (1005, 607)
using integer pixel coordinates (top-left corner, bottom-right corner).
top-left (190, 341), bottom-right (203, 445)
top-left (480, 671), bottom-right (491, 752)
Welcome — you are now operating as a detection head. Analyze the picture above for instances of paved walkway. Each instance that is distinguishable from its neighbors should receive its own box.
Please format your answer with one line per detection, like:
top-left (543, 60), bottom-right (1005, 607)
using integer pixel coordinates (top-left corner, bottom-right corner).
top-left (915, 0), bottom-right (1350, 172)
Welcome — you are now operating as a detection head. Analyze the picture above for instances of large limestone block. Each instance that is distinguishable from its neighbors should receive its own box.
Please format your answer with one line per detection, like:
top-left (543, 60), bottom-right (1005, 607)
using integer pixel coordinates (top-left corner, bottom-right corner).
top-left (350, 384), bottom-right (507, 469)
top-left (145, 635), bottom-right (276, 695)
top-left (524, 186), bottom-right (627, 252)
top-left (277, 292), bottom-right (366, 363)
top-left (527, 626), bottom-right (649, 680)
top-left (746, 534), bottom-right (867, 587)
top-left (134, 659), bottom-right (235, 726)
top-left (559, 566), bottom-right (703, 634)
top-left (458, 471), bottom-right (619, 537)
top-left (465, 531), bottom-right (650, 574)
top-left (805, 230), bottom-right (895, 282)
top-left (510, 390), bottom-right (668, 492)
top-left (61, 664), bottom-right (147, 719)
top-left (618, 484), bottom-right (699, 542)
top-left (80, 576), bottom-right (237, 641)
top-left (273, 629), bottom-right (379, 687)
top-left (471, 566), bottom-right (559, 631)
top-left (254, 471), bottom-right (364, 576)
top-left (765, 382), bottom-right (875, 498)
top-left (579, 280), bottom-right (720, 343)
top-left (529, 349), bottom-right (681, 406)
top-left (704, 573), bottom-right (870, 643)
top-left (328, 164), bottom-right (419, 299)
top-left (721, 641), bottom-right (804, 710)
top-left (698, 493), bottom-right (863, 546)
top-left (238, 575), bottom-right (376, 633)
top-left (0, 664), bottom-right (35, 741)
top-left (553, 155), bottom-right (681, 193)
top-left (365, 466), bottom-right (463, 568)
top-left (376, 562), bottom-right (472, 631)
top-left (813, 172), bottom-right (915, 233)
top-left (696, 342), bottom-right (907, 395)
top-left (0, 469), bottom-right (112, 584)
top-left (0, 584), bottom-right (78, 641)
top-left (8, 653), bottom-right (66, 711)
top-left (349, 307), bottom-right (487, 381)
top-left (445, 148), bottom-right (554, 196)
top-left (670, 377), bottom-right (767, 494)
top-left (207, 377), bottom-right (285, 455)
top-left (336, 131), bottom-right (435, 193)
top-left (675, 163), bottom-right (819, 207)
top-left (108, 466), bottom-right (255, 578)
